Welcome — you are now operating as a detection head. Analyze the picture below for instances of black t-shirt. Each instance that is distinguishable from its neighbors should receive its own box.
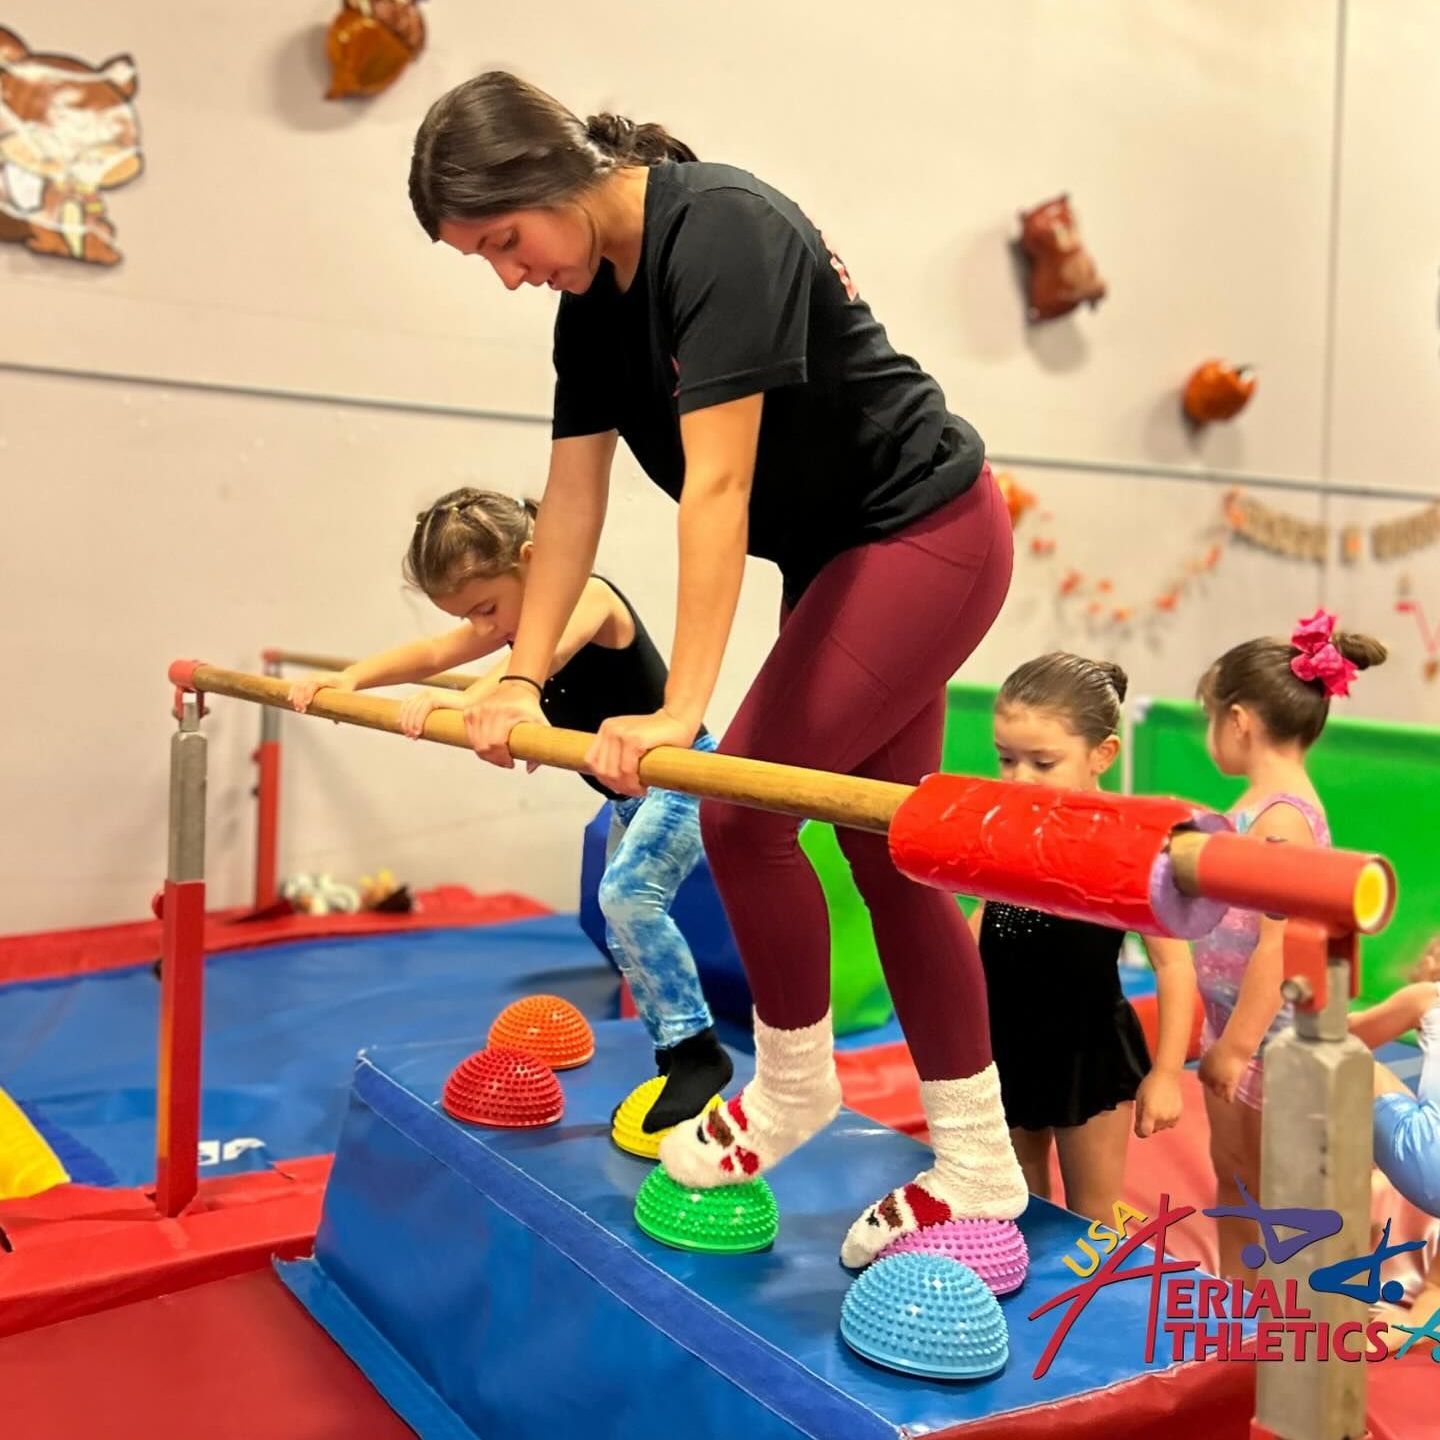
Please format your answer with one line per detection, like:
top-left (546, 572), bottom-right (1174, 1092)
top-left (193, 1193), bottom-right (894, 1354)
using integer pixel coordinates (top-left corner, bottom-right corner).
top-left (552, 161), bottom-right (985, 605)
top-left (540, 578), bottom-right (700, 801)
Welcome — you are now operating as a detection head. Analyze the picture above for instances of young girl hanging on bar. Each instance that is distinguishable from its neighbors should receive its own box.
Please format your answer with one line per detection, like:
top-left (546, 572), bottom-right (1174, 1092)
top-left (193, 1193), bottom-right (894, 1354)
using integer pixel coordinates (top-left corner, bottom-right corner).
top-left (289, 488), bottom-right (733, 1134)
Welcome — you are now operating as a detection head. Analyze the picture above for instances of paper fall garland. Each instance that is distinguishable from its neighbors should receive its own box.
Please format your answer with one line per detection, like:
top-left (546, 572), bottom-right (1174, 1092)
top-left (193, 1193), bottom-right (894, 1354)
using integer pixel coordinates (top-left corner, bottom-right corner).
top-left (1015, 475), bottom-right (1227, 624)
top-left (1395, 595), bottom-right (1440, 683)
top-left (1225, 490), bottom-right (1440, 564)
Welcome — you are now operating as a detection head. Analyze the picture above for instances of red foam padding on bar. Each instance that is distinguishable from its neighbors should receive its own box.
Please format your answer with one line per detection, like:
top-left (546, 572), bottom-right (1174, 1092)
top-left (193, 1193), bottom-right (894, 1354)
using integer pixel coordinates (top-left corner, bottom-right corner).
top-left (2, 1268), bottom-right (416, 1440)
top-left (0, 1159), bottom-right (331, 1337)
top-left (0, 886), bottom-right (552, 985)
top-left (889, 775), bottom-right (1202, 934)
top-left (1197, 833), bottom-right (1392, 935)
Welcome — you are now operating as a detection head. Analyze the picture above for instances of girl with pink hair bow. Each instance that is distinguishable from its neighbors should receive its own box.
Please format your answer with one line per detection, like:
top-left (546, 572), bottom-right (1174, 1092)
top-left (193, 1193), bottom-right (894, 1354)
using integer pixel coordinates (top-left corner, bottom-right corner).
top-left (1191, 610), bottom-right (1387, 1279)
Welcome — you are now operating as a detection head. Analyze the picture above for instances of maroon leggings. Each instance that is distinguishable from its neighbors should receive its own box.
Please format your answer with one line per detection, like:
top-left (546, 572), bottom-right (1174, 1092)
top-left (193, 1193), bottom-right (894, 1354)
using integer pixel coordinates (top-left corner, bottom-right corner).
top-left (701, 465), bottom-right (1012, 1081)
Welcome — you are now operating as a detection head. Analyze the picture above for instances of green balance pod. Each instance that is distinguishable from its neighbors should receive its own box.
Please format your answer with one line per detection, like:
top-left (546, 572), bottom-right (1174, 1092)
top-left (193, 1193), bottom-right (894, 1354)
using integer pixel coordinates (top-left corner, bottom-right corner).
top-left (634, 1167), bottom-right (778, 1255)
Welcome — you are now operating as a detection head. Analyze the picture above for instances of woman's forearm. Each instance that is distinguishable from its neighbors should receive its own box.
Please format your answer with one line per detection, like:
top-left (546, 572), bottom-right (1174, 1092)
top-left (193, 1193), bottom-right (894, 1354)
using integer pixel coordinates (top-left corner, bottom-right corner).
top-left (507, 445), bottom-right (610, 685)
top-left (665, 472), bottom-right (749, 729)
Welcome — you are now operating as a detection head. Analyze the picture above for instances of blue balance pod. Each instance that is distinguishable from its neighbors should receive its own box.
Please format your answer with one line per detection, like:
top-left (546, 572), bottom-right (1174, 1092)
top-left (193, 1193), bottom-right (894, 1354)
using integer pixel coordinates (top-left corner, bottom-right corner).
top-left (840, 1252), bottom-right (1008, 1381)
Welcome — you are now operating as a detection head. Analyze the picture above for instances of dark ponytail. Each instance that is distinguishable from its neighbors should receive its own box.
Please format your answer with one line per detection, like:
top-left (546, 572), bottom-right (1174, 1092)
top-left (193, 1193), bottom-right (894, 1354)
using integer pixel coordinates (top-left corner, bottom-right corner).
top-left (583, 113), bottom-right (696, 165)
top-left (410, 71), bottom-right (694, 240)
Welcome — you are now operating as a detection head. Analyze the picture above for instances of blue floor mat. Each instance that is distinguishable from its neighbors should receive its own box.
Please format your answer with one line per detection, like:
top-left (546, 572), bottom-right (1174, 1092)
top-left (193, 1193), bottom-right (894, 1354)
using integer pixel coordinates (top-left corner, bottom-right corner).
top-left (0, 917), bottom-right (622, 1187)
top-left (0, 915), bottom-right (1418, 1193)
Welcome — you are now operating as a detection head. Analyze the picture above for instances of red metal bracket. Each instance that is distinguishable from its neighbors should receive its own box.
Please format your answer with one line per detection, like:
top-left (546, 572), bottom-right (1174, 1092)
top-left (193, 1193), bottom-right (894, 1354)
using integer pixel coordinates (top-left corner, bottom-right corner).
top-left (1281, 920), bottom-right (1362, 1013)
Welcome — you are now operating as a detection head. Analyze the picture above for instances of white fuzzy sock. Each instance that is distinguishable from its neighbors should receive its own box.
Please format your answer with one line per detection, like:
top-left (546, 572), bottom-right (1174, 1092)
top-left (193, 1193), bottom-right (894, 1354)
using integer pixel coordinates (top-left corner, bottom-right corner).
top-left (659, 1010), bottom-right (842, 1188)
top-left (840, 1064), bottom-right (1028, 1268)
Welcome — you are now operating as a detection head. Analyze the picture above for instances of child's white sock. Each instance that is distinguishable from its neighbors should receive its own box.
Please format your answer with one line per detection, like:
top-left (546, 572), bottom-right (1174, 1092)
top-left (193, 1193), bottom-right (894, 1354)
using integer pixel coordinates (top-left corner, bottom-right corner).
top-left (658, 1011), bottom-right (841, 1187)
top-left (841, 1064), bottom-right (1028, 1268)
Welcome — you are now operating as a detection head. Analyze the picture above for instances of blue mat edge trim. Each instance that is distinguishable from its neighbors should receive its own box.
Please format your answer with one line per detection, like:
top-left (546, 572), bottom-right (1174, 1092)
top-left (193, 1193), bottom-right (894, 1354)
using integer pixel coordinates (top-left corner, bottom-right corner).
top-left (275, 1254), bottom-right (479, 1440)
top-left (347, 1056), bottom-right (898, 1440)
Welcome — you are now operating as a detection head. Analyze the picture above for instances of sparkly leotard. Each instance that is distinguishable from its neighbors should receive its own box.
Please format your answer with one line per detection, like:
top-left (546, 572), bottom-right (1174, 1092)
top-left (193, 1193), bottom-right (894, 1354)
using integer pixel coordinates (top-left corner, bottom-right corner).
top-left (1193, 794), bottom-right (1330, 1110)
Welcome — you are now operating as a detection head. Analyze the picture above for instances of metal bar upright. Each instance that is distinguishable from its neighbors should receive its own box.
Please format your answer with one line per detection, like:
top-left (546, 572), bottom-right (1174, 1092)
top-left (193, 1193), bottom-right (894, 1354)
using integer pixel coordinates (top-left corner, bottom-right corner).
top-left (252, 652), bottom-right (283, 911)
top-left (1253, 926), bottom-right (1372, 1440)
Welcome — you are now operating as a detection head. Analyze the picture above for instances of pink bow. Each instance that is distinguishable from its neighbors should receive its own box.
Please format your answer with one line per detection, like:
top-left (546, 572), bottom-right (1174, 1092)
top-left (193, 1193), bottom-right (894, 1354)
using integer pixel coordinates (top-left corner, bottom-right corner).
top-left (1289, 608), bottom-right (1356, 697)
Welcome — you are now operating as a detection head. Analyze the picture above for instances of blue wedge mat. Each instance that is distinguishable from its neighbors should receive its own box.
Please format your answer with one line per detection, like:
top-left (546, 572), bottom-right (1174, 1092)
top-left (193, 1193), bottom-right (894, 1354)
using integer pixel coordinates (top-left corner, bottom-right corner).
top-left (280, 1021), bottom-right (1250, 1440)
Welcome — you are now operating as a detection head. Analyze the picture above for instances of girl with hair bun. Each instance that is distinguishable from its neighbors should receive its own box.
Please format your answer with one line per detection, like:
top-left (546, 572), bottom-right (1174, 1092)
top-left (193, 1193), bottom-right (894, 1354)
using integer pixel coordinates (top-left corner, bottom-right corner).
top-left (1195, 609), bottom-right (1387, 1278)
top-left (971, 653), bottom-right (1197, 1227)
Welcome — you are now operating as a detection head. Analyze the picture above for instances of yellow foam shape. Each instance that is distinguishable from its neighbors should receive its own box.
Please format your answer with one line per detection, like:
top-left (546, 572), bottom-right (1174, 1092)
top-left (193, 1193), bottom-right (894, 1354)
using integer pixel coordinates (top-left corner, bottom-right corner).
top-left (611, 1076), bottom-right (720, 1160)
top-left (0, 1086), bottom-right (69, 1199)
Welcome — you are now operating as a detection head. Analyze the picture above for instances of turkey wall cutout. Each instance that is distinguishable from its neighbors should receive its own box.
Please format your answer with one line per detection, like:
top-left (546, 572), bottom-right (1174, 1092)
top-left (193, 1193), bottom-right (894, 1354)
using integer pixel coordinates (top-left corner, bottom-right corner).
top-left (1016, 194), bottom-right (1106, 323)
top-left (0, 27), bottom-right (142, 265)
top-left (325, 0), bottom-right (426, 100)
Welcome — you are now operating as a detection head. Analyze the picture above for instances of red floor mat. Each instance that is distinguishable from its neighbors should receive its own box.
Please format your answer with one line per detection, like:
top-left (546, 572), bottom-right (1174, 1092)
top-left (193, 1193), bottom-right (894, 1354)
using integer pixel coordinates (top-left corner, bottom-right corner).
top-left (1, 885), bottom-right (550, 984)
top-left (0, 1268), bottom-right (416, 1439)
top-left (0, 1160), bottom-right (330, 1337)
top-left (1367, 1343), bottom-right (1440, 1440)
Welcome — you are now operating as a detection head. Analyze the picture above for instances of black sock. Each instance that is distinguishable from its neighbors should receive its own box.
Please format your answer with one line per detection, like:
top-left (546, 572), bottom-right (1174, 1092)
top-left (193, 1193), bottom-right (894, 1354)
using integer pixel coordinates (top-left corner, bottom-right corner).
top-left (611, 1046), bottom-right (676, 1130)
top-left (643, 1027), bottom-right (734, 1133)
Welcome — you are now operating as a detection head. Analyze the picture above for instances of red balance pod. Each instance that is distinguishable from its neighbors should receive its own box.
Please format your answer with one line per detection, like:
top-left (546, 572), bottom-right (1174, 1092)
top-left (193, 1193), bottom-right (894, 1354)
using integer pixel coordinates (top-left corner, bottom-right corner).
top-left (441, 1045), bottom-right (564, 1128)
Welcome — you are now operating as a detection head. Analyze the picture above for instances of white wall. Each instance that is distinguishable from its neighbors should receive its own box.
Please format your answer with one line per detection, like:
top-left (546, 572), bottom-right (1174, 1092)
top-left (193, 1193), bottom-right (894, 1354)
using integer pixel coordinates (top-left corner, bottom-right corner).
top-left (2, 0), bottom-right (1437, 935)
top-left (1329, 0), bottom-right (1440, 496)
top-left (0, 369), bottom-right (781, 930)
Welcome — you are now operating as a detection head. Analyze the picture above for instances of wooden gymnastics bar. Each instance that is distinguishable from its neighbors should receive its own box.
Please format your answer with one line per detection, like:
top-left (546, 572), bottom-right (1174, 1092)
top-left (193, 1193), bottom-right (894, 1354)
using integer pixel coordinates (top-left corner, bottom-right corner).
top-left (185, 662), bottom-right (1394, 932)
top-left (164, 661), bottom-right (1395, 1440)
top-left (261, 648), bottom-right (478, 692)
top-left (248, 650), bottom-right (483, 910)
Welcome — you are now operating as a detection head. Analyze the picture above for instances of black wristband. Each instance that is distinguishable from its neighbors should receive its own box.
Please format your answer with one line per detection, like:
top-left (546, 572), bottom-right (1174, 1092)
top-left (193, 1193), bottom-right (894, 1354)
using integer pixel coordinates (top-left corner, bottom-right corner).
top-left (499, 674), bottom-right (544, 697)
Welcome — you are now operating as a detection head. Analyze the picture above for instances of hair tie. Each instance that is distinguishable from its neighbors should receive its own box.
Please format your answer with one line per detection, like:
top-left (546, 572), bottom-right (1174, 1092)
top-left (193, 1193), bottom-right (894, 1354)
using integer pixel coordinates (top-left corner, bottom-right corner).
top-left (1289, 607), bottom-right (1356, 698)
